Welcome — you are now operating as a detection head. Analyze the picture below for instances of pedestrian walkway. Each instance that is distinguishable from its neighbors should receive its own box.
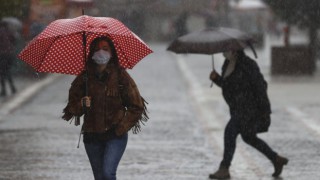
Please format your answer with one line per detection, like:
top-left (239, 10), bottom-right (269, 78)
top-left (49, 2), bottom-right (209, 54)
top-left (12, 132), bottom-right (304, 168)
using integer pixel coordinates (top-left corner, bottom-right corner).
top-left (0, 74), bottom-right (62, 120)
top-left (173, 41), bottom-right (320, 179)
top-left (0, 73), bottom-right (47, 103)
top-left (0, 44), bottom-right (217, 180)
top-left (1, 42), bottom-right (320, 180)
top-left (0, 76), bottom-right (32, 102)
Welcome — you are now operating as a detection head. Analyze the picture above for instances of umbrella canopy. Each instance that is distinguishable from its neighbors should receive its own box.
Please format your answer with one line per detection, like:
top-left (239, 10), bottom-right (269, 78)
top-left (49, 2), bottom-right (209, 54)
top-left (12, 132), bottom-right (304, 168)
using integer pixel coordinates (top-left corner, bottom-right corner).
top-left (230, 0), bottom-right (267, 10)
top-left (167, 27), bottom-right (256, 56)
top-left (18, 15), bottom-right (153, 75)
top-left (2, 17), bottom-right (22, 31)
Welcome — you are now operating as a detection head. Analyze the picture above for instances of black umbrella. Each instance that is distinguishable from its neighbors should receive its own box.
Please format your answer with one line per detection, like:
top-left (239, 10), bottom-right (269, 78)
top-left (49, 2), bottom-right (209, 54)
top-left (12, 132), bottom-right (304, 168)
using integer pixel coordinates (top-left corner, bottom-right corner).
top-left (167, 27), bottom-right (257, 57)
top-left (167, 27), bottom-right (257, 87)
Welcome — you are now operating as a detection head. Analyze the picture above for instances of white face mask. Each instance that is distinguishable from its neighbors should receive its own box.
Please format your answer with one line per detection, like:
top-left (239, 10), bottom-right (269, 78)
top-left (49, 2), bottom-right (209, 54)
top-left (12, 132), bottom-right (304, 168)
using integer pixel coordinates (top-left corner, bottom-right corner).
top-left (92, 49), bottom-right (111, 65)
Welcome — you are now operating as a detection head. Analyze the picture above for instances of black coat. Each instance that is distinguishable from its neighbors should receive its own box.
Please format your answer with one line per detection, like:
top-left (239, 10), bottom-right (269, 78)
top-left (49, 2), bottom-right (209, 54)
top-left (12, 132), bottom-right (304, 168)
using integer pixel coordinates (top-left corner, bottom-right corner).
top-left (213, 55), bottom-right (271, 133)
top-left (0, 26), bottom-right (15, 75)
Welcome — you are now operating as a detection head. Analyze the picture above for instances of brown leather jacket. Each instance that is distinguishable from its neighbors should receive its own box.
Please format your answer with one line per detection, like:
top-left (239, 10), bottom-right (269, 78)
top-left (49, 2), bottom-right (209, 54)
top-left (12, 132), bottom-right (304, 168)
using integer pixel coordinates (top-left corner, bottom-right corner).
top-left (62, 63), bottom-right (148, 136)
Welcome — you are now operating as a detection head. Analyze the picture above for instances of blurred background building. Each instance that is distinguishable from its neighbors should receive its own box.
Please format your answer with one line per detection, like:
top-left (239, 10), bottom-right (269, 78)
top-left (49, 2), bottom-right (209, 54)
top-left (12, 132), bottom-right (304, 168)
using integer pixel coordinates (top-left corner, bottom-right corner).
top-left (91, 0), bottom-right (232, 41)
top-left (2, 0), bottom-right (271, 41)
top-left (0, 0), bottom-right (275, 42)
top-left (1, 0), bottom-right (318, 75)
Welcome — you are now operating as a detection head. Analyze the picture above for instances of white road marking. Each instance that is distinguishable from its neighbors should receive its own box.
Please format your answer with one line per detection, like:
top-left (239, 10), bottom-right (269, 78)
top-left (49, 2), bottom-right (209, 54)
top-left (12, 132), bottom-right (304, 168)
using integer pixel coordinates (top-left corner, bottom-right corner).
top-left (286, 107), bottom-right (320, 135)
top-left (0, 74), bottom-right (62, 121)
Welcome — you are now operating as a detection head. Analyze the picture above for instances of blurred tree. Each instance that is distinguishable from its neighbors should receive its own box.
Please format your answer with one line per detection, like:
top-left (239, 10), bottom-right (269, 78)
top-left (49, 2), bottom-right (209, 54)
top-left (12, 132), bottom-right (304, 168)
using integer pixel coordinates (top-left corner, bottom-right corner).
top-left (263, 0), bottom-right (320, 61)
top-left (0, 0), bottom-right (30, 20)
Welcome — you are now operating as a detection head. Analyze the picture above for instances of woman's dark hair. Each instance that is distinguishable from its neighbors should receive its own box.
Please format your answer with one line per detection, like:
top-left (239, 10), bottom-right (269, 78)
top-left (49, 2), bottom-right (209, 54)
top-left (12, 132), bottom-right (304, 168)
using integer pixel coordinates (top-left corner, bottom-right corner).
top-left (235, 49), bottom-right (246, 60)
top-left (87, 36), bottom-right (118, 66)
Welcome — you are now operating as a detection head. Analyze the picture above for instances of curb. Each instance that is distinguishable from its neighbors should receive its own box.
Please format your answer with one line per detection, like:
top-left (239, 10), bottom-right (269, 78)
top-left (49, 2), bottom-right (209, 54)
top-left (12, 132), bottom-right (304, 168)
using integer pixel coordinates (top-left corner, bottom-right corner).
top-left (0, 74), bottom-right (63, 121)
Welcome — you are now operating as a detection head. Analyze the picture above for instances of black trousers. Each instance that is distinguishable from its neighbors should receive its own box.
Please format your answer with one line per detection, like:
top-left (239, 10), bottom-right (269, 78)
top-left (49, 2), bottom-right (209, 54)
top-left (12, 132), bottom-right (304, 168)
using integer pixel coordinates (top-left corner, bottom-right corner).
top-left (0, 54), bottom-right (16, 95)
top-left (0, 71), bottom-right (16, 95)
top-left (220, 118), bottom-right (277, 168)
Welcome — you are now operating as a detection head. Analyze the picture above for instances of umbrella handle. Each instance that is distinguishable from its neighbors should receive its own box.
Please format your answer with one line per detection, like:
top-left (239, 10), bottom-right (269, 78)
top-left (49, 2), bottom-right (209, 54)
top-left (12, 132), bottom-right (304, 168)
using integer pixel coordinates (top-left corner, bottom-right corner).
top-left (248, 43), bottom-right (258, 58)
top-left (211, 55), bottom-right (215, 69)
top-left (82, 98), bottom-right (88, 114)
top-left (82, 74), bottom-right (88, 115)
top-left (210, 55), bottom-right (215, 88)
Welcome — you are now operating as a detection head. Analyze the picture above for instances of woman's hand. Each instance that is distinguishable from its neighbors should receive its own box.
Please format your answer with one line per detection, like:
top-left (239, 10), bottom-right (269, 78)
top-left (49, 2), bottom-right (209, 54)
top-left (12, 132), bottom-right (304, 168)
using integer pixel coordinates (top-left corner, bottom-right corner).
top-left (81, 96), bottom-right (91, 108)
top-left (209, 70), bottom-right (218, 81)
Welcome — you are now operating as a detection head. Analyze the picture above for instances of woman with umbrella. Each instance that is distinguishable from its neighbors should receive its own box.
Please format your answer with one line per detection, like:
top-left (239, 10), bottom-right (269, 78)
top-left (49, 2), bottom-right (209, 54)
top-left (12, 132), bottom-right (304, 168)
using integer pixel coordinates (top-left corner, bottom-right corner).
top-left (208, 49), bottom-right (288, 179)
top-left (62, 36), bottom-right (148, 180)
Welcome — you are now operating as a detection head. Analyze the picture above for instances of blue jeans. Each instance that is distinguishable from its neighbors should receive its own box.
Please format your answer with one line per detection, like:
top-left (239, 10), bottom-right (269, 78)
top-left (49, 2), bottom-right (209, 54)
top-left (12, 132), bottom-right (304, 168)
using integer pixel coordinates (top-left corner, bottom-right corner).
top-left (84, 133), bottom-right (128, 180)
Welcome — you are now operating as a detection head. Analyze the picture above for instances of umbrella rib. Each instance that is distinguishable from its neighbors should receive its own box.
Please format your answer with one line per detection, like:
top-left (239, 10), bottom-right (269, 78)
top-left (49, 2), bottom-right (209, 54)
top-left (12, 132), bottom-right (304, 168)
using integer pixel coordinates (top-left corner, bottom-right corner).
top-left (222, 29), bottom-right (252, 46)
top-left (36, 32), bottom-right (100, 72)
top-left (35, 35), bottom-right (62, 71)
top-left (35, 33), bottom-right (83, 72)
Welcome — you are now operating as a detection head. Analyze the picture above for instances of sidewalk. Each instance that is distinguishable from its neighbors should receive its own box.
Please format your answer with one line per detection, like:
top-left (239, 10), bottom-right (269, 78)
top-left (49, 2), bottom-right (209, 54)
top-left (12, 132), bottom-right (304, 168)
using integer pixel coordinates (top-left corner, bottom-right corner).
top-left (0, 74), bottom-right (62, 120)
top-left (0, 76), bottom-right (35, 103)
top-left (1, 41), bottom-right (320, 179)
top-left (0, 46), bottom-right (219, 180)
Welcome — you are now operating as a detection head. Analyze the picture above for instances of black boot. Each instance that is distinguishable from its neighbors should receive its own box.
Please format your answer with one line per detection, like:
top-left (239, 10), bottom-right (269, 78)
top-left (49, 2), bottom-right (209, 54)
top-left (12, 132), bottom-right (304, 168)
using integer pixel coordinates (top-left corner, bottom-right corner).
top-left (272, 155), bottom-right (289, 177)
top-left (209, 166), bottom-right (230, 179)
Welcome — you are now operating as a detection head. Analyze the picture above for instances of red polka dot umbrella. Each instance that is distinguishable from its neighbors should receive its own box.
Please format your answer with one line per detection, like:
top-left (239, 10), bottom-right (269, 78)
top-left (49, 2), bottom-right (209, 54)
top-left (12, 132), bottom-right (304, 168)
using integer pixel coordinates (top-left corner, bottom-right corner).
top-left (18, 15), bottom-right (153, 75)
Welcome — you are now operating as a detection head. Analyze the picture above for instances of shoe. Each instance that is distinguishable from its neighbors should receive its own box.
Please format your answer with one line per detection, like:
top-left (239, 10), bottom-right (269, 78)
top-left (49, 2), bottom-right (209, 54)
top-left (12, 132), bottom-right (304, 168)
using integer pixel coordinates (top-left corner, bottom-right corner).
top-left (209, 167), bottom-right (230, 179)
top-left (272, 155), bottom-right (289, 177)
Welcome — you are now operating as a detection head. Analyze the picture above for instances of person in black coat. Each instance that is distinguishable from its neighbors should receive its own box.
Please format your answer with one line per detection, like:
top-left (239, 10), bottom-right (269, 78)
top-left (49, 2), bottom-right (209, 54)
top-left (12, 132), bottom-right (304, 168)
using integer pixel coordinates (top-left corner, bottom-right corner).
top-left (208, 50), bottom-right (288, 179)
top-left (0, 21), bottom-right (16, 97)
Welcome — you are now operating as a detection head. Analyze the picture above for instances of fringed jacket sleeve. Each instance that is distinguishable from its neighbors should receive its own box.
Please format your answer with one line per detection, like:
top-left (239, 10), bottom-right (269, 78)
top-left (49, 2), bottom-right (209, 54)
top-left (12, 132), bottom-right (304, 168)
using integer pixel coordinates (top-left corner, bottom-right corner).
top-left (62, 74), bottom-right (85, 122)
top-left (115, 70), bottom-right (148, 136)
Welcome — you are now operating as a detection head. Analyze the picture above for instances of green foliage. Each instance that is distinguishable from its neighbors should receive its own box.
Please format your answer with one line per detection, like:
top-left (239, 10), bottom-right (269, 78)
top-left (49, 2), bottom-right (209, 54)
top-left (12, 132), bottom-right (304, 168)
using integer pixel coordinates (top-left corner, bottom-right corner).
top-left (0, 0), bottom-right (29, 20)
top-left (263, 0), bottom-right (320, 28)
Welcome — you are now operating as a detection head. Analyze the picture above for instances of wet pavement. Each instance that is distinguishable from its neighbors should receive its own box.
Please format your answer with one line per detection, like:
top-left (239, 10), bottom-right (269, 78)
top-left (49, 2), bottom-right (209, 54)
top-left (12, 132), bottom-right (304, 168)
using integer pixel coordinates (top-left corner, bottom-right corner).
top-left (1, 35), bottom-right (320, 179)
top-left (0, 76), bottom-right (36, 108)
